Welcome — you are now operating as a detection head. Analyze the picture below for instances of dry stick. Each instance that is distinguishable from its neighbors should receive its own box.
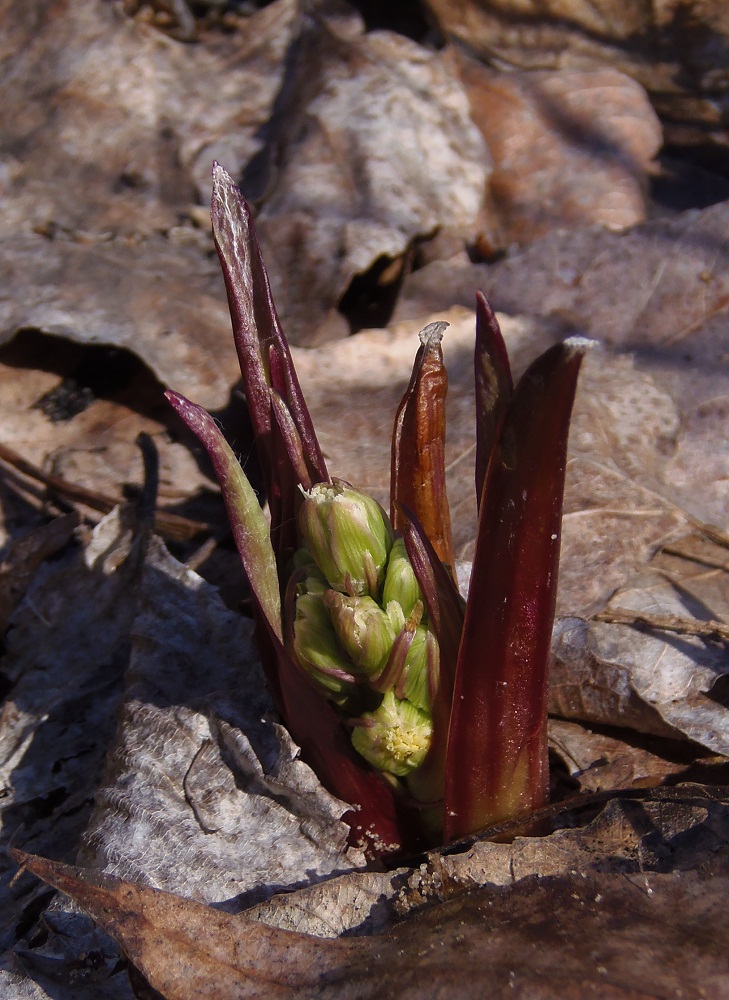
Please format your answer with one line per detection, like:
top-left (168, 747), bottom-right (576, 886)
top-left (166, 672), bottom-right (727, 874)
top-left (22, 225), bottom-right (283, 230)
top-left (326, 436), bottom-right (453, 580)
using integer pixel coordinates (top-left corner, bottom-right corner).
top-left (0, 440), bottom-right (213, 542)
top-left (135, 432), bottom-right (160, 529)
top-left (594, 608), bottom-right (729, 643)
top-left (661, 542), bottom-right (729, 573)
top-left (573, 456), bottom-right (729, 553)
top-left (594, 531), bottom-right (729, 640)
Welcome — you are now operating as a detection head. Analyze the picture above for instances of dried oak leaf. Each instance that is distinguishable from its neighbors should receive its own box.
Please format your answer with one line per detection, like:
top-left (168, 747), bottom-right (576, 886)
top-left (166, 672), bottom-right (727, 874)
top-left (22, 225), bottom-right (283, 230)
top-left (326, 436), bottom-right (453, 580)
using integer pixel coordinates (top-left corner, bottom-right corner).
top-left (551, 535), bottom-right (729, 753)
top-left (243, 783), bottom-right (729, 938)
top-left (0, 507), bottom-right (357, 995)
top-left (0, 337), bottom-right (216, 549)
top-left (458, 57), bottom-right (661, 245)
top-left (0, 507), bottom-right (148, 955)
top-left (250, 10), bottom-right (490, 341)
top-left (547, 718), bottom-right (723, 795)
top-left (0, 0), bottom-right (295, 235)
top-left (0, 0), bottom-right (297, 405)
top-left (0, 231), bottom-right (241, 410)
top-left (63, 510), bottom-right (358, 901)
top-left (422, 0), bottom-right (729, 148)
top-left (11, 828), bottom-right (729, 999)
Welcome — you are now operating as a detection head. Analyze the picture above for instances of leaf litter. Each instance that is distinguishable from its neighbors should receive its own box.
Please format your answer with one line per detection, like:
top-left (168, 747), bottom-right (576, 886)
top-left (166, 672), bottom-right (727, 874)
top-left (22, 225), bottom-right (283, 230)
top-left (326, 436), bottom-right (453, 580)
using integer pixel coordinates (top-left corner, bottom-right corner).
top-left (1, 0), bottom-right (729, 995)
top-left (2, 310), bottom-right (729, 996)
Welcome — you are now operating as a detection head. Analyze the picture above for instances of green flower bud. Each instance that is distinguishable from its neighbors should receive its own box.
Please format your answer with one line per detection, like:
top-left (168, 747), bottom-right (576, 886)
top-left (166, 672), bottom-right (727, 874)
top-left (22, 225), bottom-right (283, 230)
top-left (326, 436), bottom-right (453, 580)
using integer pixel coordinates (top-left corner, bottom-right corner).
top-left (298, 481), bottom-right (393, 598)
top-left (382, 537), bottom-right (423, 619)
top-left (395, 624), bottom-right (439, 714)
top-left (324, 591), bottom-right (397, 677)
top-left (292, 591), bottom-right (359, 706)
top-left (351, 690), bottom-right (432, 777)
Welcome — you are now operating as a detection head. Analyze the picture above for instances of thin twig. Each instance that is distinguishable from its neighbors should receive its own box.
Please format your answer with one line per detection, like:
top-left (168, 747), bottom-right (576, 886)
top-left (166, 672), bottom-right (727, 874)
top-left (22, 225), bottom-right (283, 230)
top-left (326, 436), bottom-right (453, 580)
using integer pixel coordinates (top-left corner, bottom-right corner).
top-left (594, 608), bottom-right (729, 642)
top-left (661, 542), bottom-right (729, 573)
top-left (0, 440), bottom-right (213, 542)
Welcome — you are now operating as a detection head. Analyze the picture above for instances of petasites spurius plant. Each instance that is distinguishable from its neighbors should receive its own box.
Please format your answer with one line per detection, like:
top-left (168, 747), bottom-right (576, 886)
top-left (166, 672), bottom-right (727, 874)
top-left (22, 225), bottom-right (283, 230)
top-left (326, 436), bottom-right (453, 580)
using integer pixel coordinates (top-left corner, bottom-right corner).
top-left (166, 163), bottom-right (586, 859)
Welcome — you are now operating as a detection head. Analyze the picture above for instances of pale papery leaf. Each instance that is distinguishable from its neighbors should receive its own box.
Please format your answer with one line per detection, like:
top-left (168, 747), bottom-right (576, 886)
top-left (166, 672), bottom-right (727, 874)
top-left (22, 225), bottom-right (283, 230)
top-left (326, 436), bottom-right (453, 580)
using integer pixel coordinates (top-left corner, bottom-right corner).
top-left (423, 0), bottom-right (729, 147)
top-left (0, 0), bottom-right (297, 409)
top-left (458, 58), bottom-right (661, 245)
top-left (251, 16), bottom-right (489, 341)
top-left (547, 718), bottom-right (715, 794)
top-left (1, 508), bottom-right (361, 997)
top-left (77, 513), bottom-right (359, 896)
top-left (178, 783), bottom-right (729, 938)
top-left (0, 0), bottom-right (296, 236)
top-left (0, 506), bottom-right (154, 958)
top-left (551, 541), bottom-right (729, 754)
top-left (479, 203), bottom-right (729, 532)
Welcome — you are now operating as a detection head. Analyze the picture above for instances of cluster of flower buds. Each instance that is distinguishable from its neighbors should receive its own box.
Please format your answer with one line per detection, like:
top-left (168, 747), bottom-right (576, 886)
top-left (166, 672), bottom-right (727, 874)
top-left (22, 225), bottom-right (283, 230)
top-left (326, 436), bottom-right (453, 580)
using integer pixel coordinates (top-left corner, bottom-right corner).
top-left (291, 482), bottom-right (438, 787)
top-left (167, 163), bottom-right (587, 858)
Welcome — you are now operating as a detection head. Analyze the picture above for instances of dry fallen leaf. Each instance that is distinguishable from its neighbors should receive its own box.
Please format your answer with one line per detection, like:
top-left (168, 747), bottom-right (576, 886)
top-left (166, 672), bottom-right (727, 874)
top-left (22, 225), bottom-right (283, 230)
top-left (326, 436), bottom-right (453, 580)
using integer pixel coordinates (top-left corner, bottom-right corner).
top-left (0, 332), bottom-right (219, 552)
top-left (0, 233), bottom-right (241, 410)
top-left (422, 0), bottom-right (729, 149)
top-left (250, 13), bottom-right (489, 342)
top-left (547, 717), bottom-right (719, 794)
top-left (0, 0), bottom-right (295, 236)
top-left (0, 507), bottom-right (358, 994)
top-left (552, 533), bottom-right (729, 752)
top-left (11, 807), bottom-right (729, 999)
top-left (79, 515), bottom-right (359, 900)
top-left (458, 57), bottom-right (661, 244)
top-left (0, 0), bottom-right (304, 409)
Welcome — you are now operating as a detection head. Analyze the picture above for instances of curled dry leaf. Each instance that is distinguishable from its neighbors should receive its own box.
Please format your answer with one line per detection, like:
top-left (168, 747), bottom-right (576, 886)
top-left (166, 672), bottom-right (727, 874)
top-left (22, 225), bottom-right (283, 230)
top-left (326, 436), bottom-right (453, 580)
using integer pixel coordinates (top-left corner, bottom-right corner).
top-left (557, 349), bottom-right (687, 617)
top-left (11, 800), bottom-right (729, 1000)
top-left (552, 535), bottom-right (729, 754)
top-left (0, 0), bottom-right (300, 412)
top-left (0, 508), bottom-right (358, 993)
top-left (0, 0), bottom-right (295, 235)
top-left (250, 14), bottom-right (489, 341)
top-left (471, 201), bottom-right (729, 532)
top-left (0, 507), bottom-right (148, 955)
top-left (0, 336), bottom-right (217, 553)
top-left (458, 57), bottom-right (661, 245)
top-left (74, 512), bottom-right (359, 898)
top-left (547, 718), bottom-right (710, 794)
top-left (0, 234), bottom-right (241, 410)
top-left (422, 0), bottom-right (729, 148)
